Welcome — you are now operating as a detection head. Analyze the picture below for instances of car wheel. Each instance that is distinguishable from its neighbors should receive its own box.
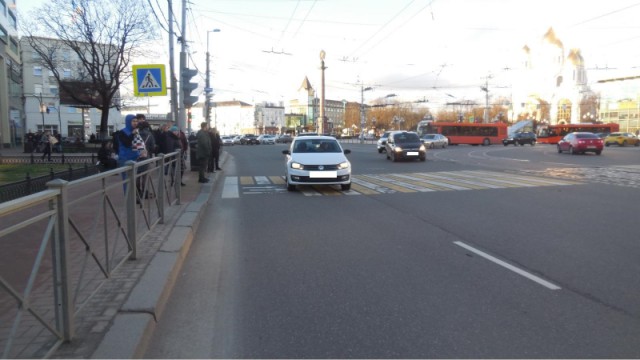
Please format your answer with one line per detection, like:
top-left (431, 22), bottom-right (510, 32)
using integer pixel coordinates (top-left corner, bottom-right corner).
top-left (596, 150), bottom-right (602, 155)
top-left (605, 142), bottom-right (610, 147)
top-left (569, 146), bottom-right (576, 155)
top-left (420, 156), bottom-right (426, 162)
top-left (386, 152), bottom-right (390, 160)
top-left (482, 138), bottom-right (490, 146)
top-left (429, 143), bottom-right (434, 149)
top-left (378, 148), bottom-right (383, 153)
top-left (622, 140), bottom-right (627, 147)
top-left (531, 141), bottom-right (536, 146)
top-left (503, 143), bottom-right (508, 146)
top-left (341, 183), bottom-right (351, 191)
top-left (391, 152), bottom-right (398, 162)
top-left (286, 180), bottom-right (296, 191)
top-left (557, 144), bottom-right (562, 153)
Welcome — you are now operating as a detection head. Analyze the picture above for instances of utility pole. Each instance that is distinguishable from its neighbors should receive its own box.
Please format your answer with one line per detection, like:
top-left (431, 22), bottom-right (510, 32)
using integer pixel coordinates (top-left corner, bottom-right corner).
top-left (319, 50), bottom-right (326, 134)
top-left (178, 0), bottom-right (187, 131)
top-left (168, 0), bottom-right (178, 124)
top-left (360, 85), bottom-right (372, 143)
top-left (481, 75), bottom-right (492, 123)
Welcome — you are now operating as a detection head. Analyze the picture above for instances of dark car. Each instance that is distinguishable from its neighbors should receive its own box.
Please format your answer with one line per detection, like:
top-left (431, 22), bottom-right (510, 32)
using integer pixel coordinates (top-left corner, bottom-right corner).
top-left (276, 134), bottom-right (293, 143)
top-left (502, 132), bottom-right (537, 146)
top-left (557, 132), bottom-right (603, 155)
top-left (385, 131), bottom-right (426, 162)
top-left (239, 134), bottom-right (259, 145)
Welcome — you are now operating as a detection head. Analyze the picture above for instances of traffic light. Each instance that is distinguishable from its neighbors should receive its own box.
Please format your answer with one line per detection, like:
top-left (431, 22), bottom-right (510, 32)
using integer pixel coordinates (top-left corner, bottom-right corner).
top-left (187, 109), bottom-right (192, 123)
top-left (181, 68), bottom-right (199, 108)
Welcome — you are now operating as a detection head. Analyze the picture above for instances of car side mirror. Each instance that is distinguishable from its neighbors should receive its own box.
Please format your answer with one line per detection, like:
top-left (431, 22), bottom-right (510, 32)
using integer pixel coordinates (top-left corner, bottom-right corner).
top-left (282, 150), bottom-right (290, 155)
top-left (343, 149), bottom-right (351, 155)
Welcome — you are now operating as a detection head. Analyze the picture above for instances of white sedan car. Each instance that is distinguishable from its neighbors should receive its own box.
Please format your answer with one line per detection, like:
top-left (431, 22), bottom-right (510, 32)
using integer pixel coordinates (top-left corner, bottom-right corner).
top-left (282, 136), bottom-right (352, 191)
top-left (421, 133), bottom-right (448, 148)
top-left (221, 136), bottom-right (234, 146)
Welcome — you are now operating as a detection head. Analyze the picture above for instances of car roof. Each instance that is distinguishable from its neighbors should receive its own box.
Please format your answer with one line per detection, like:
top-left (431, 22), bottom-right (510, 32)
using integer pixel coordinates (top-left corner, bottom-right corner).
top-left (293, 135), bottom-right (337, 141)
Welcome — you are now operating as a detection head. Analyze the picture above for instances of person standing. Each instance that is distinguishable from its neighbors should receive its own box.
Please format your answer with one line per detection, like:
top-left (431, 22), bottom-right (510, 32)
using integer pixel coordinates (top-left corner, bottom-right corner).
top-left (211, 127), bottom-right (222, 171)
top-left (196, 122), bottom-right (212, 183)
top-left (40, 131), bottom-right (52, 161)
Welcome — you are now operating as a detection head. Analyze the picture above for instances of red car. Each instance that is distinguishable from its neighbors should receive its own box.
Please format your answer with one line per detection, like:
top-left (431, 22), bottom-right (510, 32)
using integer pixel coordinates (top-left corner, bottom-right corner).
top-left (557, 132), bottom-right (603, 155)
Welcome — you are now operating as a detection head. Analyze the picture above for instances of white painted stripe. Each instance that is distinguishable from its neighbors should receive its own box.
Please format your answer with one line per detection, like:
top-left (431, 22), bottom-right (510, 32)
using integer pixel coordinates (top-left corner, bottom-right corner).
top-left (254, 176), bottom-right (271, 185)
top-left (453, 241), bottom-right (561, 290)
top-left (222, 176), bottom-right (239, 198)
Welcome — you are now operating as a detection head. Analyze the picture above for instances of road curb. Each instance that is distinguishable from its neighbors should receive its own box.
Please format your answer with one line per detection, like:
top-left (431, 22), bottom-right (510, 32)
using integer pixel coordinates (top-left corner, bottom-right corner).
top-left (90, 160), bottom-right (221, 359)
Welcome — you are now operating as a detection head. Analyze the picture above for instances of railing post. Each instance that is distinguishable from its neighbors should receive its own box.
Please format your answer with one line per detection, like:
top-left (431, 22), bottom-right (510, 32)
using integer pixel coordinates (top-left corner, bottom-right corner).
top-left (46, 179), bottom-right (74, 341)
top-left (125, 161), bottom-right (138, 260)
top-left (158, 155), bottom-right (165, 223)
top-left (176, 152), bottom-right (182, 205)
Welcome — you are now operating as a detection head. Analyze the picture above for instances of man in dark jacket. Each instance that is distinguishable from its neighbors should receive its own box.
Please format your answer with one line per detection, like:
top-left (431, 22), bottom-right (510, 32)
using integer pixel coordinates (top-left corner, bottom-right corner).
top-left (211, 127), bottom-right (222, 171)
top-left (196, 122), bottom-right (212, 183)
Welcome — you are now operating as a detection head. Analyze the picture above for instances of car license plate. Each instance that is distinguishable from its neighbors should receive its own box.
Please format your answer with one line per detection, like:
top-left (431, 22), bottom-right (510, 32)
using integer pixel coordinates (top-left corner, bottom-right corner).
top-left (587, 146), bottom-right (596, 149)
top-left (407, 151), bottom-right (419, 156)
top-left (310, 171), bottom-right (337, 178)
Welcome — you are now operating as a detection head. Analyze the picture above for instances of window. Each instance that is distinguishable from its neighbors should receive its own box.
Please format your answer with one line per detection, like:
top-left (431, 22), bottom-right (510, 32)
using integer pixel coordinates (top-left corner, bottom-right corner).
top-left (0, 0), bottom-right (5, 16)
top-left (34, 66), bottom-right (43, 76)
top-left (63, 69), bottom-right (72, 78)
top-left (34, 84), bottom-right (43, 94)
top-left (49, 86), bottom-right (58, 96)
top-left (0, 25), bottom-right (7, 44)
top-left (8, 10), bottom-right (16, 29)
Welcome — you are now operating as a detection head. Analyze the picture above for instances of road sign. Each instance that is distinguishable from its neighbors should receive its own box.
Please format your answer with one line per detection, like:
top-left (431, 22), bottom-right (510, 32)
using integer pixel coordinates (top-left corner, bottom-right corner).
top-left (133, 64), bottom-right (167, 97)
top-left (204, 87), bottom-right (213, 93)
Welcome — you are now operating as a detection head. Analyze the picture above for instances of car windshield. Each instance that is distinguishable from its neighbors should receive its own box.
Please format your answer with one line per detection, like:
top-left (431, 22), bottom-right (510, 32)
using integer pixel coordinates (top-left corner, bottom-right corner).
top-left (394, 133), bottom-right (420, 143)
top-left (293, 139), bottom-right (341, 153)
top-left (422, 135), bottom-right (436, 139)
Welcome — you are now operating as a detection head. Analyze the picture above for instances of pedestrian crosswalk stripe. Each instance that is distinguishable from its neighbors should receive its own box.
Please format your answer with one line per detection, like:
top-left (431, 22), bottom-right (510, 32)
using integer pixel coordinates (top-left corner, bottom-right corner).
top-left (221, 170), bottom-right (583, 198)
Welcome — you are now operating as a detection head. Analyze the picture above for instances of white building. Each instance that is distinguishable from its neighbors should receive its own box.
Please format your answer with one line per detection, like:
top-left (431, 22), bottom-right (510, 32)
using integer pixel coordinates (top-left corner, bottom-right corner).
top-left (512, 28), bottom-right (591, 125)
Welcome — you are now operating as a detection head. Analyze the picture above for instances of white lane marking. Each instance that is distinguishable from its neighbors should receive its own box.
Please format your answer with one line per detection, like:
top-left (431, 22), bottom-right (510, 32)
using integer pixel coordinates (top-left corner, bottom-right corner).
top-left (222, 176), bottom-right (239, 198)
top-left (453, 241), bottom-right (561, 290)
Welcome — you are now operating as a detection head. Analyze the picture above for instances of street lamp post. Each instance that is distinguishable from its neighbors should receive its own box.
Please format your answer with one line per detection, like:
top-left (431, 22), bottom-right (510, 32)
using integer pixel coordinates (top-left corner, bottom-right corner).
top-left (319, 50), bottom-right (326, 135)
top-left (205, 28), bottom-right (221, 127)
top-left (360, 85), bottom-right (373, 143)
top-left (38, 93), bottom-right (47, 131)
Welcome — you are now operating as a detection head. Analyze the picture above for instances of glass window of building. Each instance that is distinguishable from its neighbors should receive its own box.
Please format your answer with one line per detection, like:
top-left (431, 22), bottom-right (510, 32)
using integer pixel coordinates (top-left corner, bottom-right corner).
top-left (34, 67), bottom-right (43, 76)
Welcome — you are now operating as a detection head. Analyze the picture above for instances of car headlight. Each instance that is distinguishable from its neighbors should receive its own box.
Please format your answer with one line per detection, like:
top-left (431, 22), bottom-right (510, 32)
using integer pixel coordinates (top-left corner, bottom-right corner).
top-left (291, 162), bottom-right (303, 170)
top-left (394, 146), bottom-right (403, 152)
top-left (337, 161), bottom-right (350, 170)
top-left (419, 144), bottom-right (426, 151)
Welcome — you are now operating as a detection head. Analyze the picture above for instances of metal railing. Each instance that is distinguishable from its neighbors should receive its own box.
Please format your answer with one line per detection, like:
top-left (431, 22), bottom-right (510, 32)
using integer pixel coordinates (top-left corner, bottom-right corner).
top-left (0, 152), bottom-right (182, 359)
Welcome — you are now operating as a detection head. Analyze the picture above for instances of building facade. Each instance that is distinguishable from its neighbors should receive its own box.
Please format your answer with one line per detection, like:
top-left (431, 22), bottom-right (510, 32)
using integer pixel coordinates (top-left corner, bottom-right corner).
top-left (0, 0), bottom-right (20, 148)
top-left (20, 37), bottom-right (122, 141)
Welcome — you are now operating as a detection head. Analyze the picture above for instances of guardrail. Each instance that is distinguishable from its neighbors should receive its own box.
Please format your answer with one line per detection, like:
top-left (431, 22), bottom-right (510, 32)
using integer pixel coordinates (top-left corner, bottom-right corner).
top-left (0, 152), bottom-right (182, 359)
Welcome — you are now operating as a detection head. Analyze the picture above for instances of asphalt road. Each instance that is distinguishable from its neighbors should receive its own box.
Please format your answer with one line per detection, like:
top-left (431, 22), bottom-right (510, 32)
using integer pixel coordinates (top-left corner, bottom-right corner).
top-left (144, 142), bottom-right (640, 358)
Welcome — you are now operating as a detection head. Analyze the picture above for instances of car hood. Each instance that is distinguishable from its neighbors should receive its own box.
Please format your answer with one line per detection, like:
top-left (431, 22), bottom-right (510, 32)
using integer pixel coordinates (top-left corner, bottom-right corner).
top-left (290, 153), bottom-right (348, 165)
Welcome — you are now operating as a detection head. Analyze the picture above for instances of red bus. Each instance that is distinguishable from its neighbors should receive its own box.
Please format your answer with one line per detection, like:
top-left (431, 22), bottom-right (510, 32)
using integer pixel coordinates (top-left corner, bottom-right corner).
top-left (536, 123), bottom-right (620, 144)
top-left (421, 122), bottom-right (508, 146)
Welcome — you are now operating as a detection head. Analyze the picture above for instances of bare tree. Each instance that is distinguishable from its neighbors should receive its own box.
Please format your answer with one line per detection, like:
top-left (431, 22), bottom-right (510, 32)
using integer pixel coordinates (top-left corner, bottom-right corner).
top-left (21, 0), bottom-right (158, 139)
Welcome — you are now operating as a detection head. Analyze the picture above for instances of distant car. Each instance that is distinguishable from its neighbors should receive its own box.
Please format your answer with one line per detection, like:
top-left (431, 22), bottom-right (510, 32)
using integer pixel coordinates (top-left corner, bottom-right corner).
top-left (258, 134), bottom-right (276, 145)
top-left (502, 132), bottom-right (537, 146)
top-left (297, 132), bottom-right (318, 137)
top-left (282, 135), bottom-right (352, 191)
top-left (377, 131), bottom-right (391, 153)
top-left (604, 132), bottom-right (640, 147)
top-left (239, 134), bottom-right (259, 145)
top-left (557, 132), bottom-right (603, 155)
top-left (594, 132), bottom-right (609, 139)
top-left (232, 135), bottom-right (242, 145)
top-left (421, 133), bottom-right (448, 149)
top-left (276, 134), bottom-right (293, 143)
top-left (385, 131), bottom-right (426, 162)
top-left (221, 136), bottom-right (234, 146)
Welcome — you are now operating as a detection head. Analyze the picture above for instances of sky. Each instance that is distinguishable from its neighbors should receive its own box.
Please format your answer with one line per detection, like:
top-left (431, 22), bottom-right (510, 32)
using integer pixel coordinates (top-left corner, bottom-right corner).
top-left (17, 0), bottom-right (640, 113)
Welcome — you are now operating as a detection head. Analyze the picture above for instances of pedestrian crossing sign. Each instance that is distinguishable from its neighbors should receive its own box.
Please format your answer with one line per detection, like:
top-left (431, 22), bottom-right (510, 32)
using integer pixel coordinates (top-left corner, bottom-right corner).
top-left (133, 64), bottom-right (167, 97)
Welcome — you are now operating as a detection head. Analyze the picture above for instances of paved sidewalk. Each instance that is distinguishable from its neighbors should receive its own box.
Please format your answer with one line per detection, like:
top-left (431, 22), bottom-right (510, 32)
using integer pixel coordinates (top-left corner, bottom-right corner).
top-left (1, 146), bottom-right (224, 359)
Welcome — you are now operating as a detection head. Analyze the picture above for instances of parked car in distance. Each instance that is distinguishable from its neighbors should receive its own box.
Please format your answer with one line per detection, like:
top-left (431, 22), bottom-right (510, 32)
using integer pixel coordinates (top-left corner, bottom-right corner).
top-left (232, 135), bottom-right (242, 145)
top-left (258, 134), bottom-right (276, 145)
top-left (557, 132), bottom-right (603, 155)
top-left (385, 131), bottom-right (426, 162)
top-left (604, 132), bottom-right (640, 147)
top-left (239, 134), bottom-right (259, 145)
top-left (221, 135), bottom-right (234, 146)
top-left (594, 132), bottom-right (609, 139)
top-left (377, 131), bottom-right (391, 153)
top-left (282, 135), bottom-right (352, 191)
top-left (502, 131), bottom-right (537, 146)
top-left (276, 134), bottom-right (293, 143)
top-left (421, 133), bottom-right (448, 148)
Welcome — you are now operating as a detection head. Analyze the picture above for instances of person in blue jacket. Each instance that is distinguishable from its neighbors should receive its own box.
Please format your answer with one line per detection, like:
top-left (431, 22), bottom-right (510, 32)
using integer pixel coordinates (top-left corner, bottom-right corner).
top-left (117, 114), bottom-right (146, 167)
